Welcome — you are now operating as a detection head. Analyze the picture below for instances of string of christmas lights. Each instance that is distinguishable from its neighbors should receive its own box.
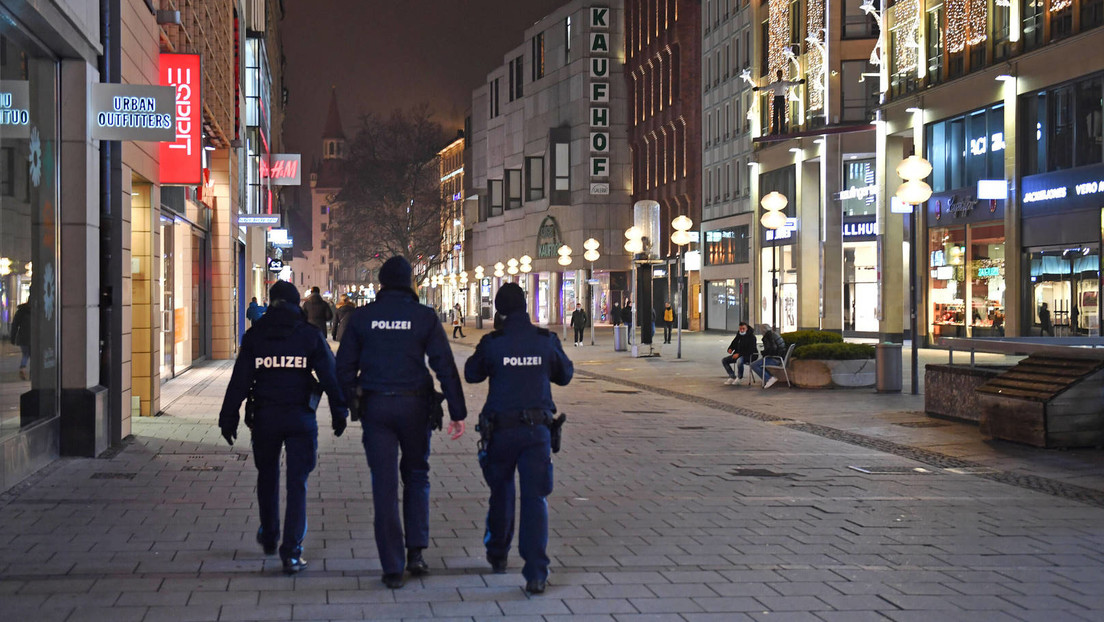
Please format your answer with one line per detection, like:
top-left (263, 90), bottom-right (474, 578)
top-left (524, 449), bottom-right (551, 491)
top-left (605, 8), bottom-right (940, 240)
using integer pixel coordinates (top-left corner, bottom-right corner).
top-left (946, 0), bottom-right (967, 53)
top-left (768, 0), bottom-right (790, 79)
top-left (891, 0), bottom-right (920, 74)
top-left (967, 0), bottom-right (988, 46)
top-left (807, 0), bottom-right (825, 111)
top-left (1050, 0), bottom-right (1072, 12)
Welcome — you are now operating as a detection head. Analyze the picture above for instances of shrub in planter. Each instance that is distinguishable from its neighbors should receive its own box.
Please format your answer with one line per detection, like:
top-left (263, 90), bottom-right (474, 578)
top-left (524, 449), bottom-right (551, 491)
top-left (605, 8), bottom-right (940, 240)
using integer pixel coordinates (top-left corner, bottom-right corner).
top-left (793, 342), bottom-right (876, 360)
top-left (782, 330), bottom-right (843, 350)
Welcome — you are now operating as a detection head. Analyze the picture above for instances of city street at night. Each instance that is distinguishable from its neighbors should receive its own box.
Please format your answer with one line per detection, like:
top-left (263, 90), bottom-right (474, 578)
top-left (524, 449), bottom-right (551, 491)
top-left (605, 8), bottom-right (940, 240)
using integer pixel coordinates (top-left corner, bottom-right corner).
top-left (4, 330), bottom-right (1104, 621)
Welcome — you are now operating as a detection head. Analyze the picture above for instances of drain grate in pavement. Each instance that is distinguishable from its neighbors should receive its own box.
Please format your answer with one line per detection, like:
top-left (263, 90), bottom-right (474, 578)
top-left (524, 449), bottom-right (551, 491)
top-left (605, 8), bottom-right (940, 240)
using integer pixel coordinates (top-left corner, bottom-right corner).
top-left (848, 465), bottom-right (932, 475)
top-left (90, 472), bottom-right (137, 480)
top-left (894, 420), bottom-right (951, 428)
top-left (729, 468), bottom-right (794, 477)
top-left (946, 466), bottom-right (1000, 475)
top-left (181, 465), bottom-right (223, 472)
top-left (604, 389), bottom-right (641, 394)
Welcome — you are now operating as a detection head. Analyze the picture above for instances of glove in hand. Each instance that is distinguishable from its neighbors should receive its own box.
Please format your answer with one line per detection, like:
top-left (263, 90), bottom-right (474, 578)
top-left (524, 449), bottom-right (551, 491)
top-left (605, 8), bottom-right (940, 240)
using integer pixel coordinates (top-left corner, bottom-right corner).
top-left (221, 426), bottom-right (237, 446)
top-left (332, 414), bottom-right (347, 437)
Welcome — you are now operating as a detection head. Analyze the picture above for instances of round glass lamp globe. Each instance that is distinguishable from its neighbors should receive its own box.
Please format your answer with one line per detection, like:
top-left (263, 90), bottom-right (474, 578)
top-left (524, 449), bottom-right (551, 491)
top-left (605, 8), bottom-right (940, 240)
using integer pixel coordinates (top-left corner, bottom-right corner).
top-left (583, 249), bottom-right (600, 262)
top-left (625, 226), bottom-right (642, 240)
top-left (671, 229), bottom-right (692, 246)
top-left (557, 255), bottom-right (572, 266)
top-left (896, 179), bottom-right (932, 205)
top-left (760, 191), bottom-right (788, 212)
top-left (507, 258), bottom-right (518, 267)
top-left (671, 214), bottom-right (693, 231)
top-left (520, 264), bottom-right (532, 273)
top-left (761, 209), bottom-right (788, 230)
top-left (896, 155), bottom-right (932, 181)
top-left (519, 255), bottom-right (532, 265)
top-left (583, 238), bottom-right (600, 251)
top-left (557, 245), bottom-right (572, 257)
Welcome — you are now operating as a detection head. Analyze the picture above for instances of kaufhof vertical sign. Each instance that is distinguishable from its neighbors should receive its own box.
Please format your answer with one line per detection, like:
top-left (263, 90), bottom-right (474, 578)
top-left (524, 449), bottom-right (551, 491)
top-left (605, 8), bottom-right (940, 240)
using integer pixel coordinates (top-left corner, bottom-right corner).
top-left (589, 6), bottom-right (610, 196)
top-left (160, 53), bottom-right (202, 185)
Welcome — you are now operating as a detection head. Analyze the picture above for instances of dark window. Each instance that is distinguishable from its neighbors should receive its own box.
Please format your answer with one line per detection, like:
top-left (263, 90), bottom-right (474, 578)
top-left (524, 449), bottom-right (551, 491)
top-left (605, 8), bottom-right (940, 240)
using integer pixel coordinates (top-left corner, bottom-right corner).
top-left (513, 56), bottom-right (524, 100)
top-left (843, 0), bottom-right (879, 38)
top-left (526, 156), bottom-right (545, 201)
top-left (671, 44), bottom-right (681, 98)
top-left (1, 148), bottom-right (12, 196)
top-left (1083, 0), bottom-right (1104, 30)
top-left (1049, 85), bottom-right (1074, 171)
top-left (531, 33), bottom-right (545, 81)
top-left (1021, 91), bottom-right (1047, 176)
top-left (841, 60), bottom-right (877, 122)
top-left (488, 179), bottom-right (503, 217)
top-left (565, 15), bottom-right (572, 63)
top-left (489, 78), bottom-right (500, 118)
top-left (1022, 0), bottom-right (1044, 50)
top-left (506, 169), bottom-right (522, 209)
top-left (320, 223), bottom-right (327, 232)
top-left (705, 226), bottom-right (750, 265)
top-left (1076, 77), bottom-right (1103, 167)
top-left (320, 205), bottom-right (327, 215)
top-left (1052, 5), bottom-right (1073, 40)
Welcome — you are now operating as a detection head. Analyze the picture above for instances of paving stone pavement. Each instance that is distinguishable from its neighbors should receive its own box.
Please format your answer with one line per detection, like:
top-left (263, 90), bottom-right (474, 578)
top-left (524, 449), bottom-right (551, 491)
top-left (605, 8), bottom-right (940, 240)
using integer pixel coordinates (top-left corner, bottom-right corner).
top-left (3, 331), bottom-right (1104, 621)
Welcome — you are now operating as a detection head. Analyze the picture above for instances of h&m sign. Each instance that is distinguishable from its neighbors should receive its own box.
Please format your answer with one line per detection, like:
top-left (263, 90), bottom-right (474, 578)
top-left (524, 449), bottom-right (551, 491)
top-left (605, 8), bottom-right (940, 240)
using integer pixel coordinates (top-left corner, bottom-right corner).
top-left (589, 6), bottom-right (610, 195)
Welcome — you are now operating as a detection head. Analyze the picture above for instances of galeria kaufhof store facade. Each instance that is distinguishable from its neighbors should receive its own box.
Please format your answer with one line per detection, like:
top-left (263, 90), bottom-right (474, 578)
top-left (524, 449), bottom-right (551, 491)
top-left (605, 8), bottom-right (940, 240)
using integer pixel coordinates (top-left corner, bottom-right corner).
top-left (882, 4), bottom-right (1104, 341)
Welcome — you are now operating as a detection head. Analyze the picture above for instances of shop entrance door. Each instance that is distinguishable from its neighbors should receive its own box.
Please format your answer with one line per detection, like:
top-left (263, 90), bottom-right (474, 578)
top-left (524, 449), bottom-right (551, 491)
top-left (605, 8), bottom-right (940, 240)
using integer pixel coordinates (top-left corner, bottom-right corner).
top-left (160, 218), bottom-right (175, 381)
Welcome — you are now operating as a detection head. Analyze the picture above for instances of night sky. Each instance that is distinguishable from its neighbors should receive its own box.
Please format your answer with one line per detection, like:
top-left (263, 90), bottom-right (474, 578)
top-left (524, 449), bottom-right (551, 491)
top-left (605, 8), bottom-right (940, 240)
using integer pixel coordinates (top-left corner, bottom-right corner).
top-left (282, 0), bottom-right (568, 171)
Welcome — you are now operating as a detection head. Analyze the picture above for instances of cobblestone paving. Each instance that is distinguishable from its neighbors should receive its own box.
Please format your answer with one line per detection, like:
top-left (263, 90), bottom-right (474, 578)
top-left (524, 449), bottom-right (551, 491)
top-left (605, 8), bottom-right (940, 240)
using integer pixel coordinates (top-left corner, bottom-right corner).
top-left (3, 342), bottom-right (1104, 621)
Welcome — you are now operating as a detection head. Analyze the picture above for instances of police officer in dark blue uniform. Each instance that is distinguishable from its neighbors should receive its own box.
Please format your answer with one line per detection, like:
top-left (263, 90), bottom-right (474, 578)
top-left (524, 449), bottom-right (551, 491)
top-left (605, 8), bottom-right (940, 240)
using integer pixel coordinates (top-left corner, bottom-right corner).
top-left (219, 280), bottom-right (348, 574)
top-left (464, 283), bottom-right (573, 594)
top-left (336, 256), bottom-right (466, 589)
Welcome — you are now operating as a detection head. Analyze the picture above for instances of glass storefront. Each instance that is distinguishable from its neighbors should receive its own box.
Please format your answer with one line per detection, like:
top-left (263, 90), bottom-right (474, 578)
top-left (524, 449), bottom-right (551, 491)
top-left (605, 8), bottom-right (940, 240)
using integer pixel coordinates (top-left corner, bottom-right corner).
top-left (1027, 245), bottom-right (1100, 336)
top-left (929, 223), bottom-right (1006, 338)
top-left (843, 242), bottom-right (879, 332)
top-left (705, 278), bottom-right (749, 331)
top-left (159, 205), bottom-right (209, 379)
top-left (760, 246), bottom-right (797, 332)
top-left (0, 33), bottom-right (59, 441)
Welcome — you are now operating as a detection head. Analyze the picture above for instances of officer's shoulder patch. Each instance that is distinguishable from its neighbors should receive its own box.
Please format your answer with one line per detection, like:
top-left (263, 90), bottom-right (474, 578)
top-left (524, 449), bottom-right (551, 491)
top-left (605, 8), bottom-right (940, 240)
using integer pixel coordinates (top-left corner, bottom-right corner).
top-left (536, 327), bottom-right (551, 337)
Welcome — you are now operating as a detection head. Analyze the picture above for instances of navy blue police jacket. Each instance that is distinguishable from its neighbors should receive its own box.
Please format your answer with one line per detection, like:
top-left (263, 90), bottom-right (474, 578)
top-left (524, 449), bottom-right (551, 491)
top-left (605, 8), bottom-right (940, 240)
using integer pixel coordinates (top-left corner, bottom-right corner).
top-left (464, 312), bottom-right (574, 416)
top-left (335, 288), bottom-right (467, 421)
top-left (218, 303), bottom-right (348, 429)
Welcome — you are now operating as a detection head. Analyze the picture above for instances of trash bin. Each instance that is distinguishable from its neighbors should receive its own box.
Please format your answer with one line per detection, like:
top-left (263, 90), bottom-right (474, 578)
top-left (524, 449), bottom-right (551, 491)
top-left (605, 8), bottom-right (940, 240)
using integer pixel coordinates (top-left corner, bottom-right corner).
top-left (613, 325), bottom-right (628, 352)
top-left (875, 342), bottom-right (902, 393)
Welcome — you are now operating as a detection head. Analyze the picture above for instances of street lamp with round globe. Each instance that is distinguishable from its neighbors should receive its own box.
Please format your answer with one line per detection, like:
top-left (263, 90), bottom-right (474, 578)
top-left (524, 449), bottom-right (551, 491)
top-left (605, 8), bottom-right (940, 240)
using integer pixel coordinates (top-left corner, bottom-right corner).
top-left (670, 214), bottom-right (694, 358)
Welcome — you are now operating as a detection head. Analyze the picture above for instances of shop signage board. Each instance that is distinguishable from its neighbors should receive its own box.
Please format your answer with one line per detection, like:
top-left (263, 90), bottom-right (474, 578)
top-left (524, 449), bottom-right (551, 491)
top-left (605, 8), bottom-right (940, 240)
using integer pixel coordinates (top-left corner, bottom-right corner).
top-left (588, 6), bottom-right (610, 194)
top-left (239, 214), bottom-right (281, 227)
top-left (268, 258), bottom-right (284, 272)
top-left (928, 189), bottom-right (1004, 224)
top-left (0, 80), bottom-right (30, 139)
top-left (842, 216), bottom-right (877, 241)
top-left (89, 84), bottom-right (176, 142)
top-left (536, 215), bottom-right (563, 258)
top-left (260, 154), bottom-right (302, 186)
top-left (159, 53), bottom-right (202, 185)
top-left (764, 217), bottom-right (798, 243)
top-left (267, 228), bottom-right (293, 248)
top-left (1021, 163), bottom-right (1104, 218)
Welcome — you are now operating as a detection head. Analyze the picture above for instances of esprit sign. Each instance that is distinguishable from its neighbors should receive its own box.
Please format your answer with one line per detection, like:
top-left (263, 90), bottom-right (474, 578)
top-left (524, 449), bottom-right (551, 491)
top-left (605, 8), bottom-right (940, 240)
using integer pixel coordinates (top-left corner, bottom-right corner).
top-left (160, 54), bottom-right (202, 185)
top-left (260, 154), bottom-right (302, 185)
top-left (90, 84), bottom-right (175, 141)
top-left (589, 6), bottom-right (610, 195)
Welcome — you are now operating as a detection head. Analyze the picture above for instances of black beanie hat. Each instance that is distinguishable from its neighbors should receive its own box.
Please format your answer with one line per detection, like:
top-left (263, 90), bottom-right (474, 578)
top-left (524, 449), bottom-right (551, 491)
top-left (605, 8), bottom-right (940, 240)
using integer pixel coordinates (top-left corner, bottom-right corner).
top-left (379, 256), bottom-right (413, 289)
top-left (495, 283), bottom-right (527, 315)
top-left (269, 280), bottom-right (300, 305)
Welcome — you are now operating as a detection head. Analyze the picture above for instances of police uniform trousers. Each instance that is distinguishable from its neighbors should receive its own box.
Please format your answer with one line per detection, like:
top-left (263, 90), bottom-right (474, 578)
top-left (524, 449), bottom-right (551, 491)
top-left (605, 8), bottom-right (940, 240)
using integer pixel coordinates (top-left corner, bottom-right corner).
top-left (251, 410), bottom-right (318, 560)
top-left (482, 423), bottom-right (553, 583)
top-left (361, 394), bottom-right (432, 575)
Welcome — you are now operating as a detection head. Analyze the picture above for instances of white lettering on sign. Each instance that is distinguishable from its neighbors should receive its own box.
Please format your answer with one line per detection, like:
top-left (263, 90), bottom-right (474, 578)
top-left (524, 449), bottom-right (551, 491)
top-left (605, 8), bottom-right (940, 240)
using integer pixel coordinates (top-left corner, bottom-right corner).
top-left (589, 6), bottom-right (611, 196)
top-left (503, 356), bottom-right (542, 366)
top-left (255, 356), bottom-right (308, 369)
top-left (1075, 180), bottom-right (1104, 196)
top-left (838, 185), bottom-right (878, 200)
top-left (170, 71), bottom-right (193, 154)
top-left (1023, 187), bottom-right (1068, 203)
top-left (371, 320), bottom-right (412, 330)
top-left (0, 88), bottom-right (29, 127)
top-left (842, 222), bottom-right (877, 237)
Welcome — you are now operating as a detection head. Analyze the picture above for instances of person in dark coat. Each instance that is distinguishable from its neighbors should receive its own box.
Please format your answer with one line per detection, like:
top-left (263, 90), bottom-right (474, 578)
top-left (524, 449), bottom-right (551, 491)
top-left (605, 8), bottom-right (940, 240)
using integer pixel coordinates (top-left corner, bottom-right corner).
top-left (621, 299), bottom-right (633, 327)
top-left (749, 323), bottom-right (787, 388)
top-left (301, 286), bottom-right (333, 334)
top-left (10, 301), bottom-right (30, 380)
top-left (465, 283), bottom-right (573, 594)
top-left (336, 256), bottom-right (466, 589)
top-left (721, 322), bottom-right (757, 384)
top-left (610, 301), bottom-right (622, 326)
top-left (332, 294), bottom-right (356, 342)
top-left (1039, 302), bottom-right (1054, 336)
top-left (218, 280), bottom-right (348, 574)
top-left (246, 297), bottom-right (266, 326)
top-left (570, 303), bottom-right (587, 347)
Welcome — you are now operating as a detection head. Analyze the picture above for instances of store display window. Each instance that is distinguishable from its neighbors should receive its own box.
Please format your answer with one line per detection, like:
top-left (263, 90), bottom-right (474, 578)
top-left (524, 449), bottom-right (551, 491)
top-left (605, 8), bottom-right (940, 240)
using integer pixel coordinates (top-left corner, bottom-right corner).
top-left (1027, 245), bottom-right (1100, 336)
top-left (0, 33), bottom-right (59, 439)
top-left (928, 224), bottom-right (1006, 339)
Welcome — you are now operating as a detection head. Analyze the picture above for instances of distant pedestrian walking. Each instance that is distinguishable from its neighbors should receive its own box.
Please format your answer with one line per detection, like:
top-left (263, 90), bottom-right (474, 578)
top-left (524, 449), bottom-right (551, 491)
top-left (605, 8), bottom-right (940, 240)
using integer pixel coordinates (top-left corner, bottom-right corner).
top-left (246, 297), bottom-right (266, 326)
top-left (452, 309), bottom-right (466, 339)
top-left (10, 301), bottom-right (30, 380)
top-left (570, 303), bottom-right (587, 346)
top-left (662, 302), bottom-right (674, 344)
top-left (332, 294), bottom-right (356, 342)
top-left (301, 286), bottom-right (333, 335)
top-left (1039, 302), bottom-right (1054, 336)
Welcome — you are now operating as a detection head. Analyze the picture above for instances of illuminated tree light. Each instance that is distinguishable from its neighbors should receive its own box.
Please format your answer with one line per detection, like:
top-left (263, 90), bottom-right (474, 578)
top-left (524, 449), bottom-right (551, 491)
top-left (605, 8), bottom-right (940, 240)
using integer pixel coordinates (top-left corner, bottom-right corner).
top-left (891, 0), bottom-right (920, 74)
top-left (967, 0), bottom-right (988, 46)
top-left (806, 0), bottom-right (825, 111)
top-left (1050, 0), bottom-right (1072, 12)
top-left (768, 0), bottom-right (791, 80)
top-left (946, 0), bottom-right (988, 53)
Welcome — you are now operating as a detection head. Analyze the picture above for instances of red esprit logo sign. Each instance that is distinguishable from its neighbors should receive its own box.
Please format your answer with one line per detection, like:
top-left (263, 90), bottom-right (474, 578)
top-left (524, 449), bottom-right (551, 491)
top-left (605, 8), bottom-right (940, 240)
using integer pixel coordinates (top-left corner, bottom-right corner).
top-left (159, 54), bottom-right (202, 185)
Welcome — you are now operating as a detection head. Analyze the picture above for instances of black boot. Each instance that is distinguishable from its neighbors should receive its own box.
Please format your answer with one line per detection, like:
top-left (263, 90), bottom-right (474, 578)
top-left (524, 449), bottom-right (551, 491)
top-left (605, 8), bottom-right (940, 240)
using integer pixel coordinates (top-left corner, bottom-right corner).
top-left (486, 553), bottom-right (507, 574)
top-left (382, 573), bottom-right (404, 589)
top-left (406, 547), bottom-right (429, 576)
top-left (525, 579), bottom-right (547, 594)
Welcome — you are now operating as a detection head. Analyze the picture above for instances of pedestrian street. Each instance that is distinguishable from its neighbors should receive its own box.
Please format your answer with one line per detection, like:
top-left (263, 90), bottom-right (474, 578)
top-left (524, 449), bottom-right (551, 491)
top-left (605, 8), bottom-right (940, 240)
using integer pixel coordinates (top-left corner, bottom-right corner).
top-left (3, 341), bottom-right (1104, 621)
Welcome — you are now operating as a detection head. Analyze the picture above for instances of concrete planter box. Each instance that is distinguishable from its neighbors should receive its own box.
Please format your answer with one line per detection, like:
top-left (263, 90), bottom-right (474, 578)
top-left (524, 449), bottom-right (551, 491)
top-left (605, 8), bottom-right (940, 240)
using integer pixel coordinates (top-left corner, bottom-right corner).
top-left (790, 359), bottom-right (876, 388)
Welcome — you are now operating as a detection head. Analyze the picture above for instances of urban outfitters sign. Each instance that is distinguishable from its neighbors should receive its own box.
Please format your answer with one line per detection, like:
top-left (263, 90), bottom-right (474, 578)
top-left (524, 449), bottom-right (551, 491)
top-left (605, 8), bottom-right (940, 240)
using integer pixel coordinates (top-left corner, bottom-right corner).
top-left (90, 84), bottom-right (176, 142)
top-left (589, 6), bottom-right (610, 195)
